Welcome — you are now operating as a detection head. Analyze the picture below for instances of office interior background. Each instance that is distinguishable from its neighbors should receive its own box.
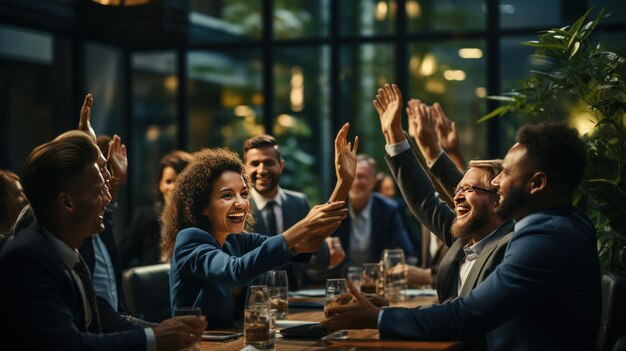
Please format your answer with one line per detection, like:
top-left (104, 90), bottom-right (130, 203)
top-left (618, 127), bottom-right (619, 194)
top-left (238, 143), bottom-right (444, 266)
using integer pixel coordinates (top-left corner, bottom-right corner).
top-left (0, 0), bottom-right (624, 238)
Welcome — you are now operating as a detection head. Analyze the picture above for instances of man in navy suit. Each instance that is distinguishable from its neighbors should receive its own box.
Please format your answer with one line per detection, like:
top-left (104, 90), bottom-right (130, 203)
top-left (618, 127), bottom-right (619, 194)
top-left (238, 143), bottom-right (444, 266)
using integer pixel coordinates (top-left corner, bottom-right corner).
top-left (243, 135), bottom-right (343, 290)
top-left (323, 121), bottom-right (601, 350)
top-left (332, 154), bottom-right (415, 268)
top-left (0, 131), bottom-right (206, 350)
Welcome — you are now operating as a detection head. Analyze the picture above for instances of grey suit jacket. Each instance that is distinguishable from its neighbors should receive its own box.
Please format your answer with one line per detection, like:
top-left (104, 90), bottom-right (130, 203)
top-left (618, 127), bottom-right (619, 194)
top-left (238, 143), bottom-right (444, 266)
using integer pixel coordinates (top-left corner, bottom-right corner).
top-left (250, 189), bottom-right (329, 290)
top-left (386, 146), bottom-right (512, 302)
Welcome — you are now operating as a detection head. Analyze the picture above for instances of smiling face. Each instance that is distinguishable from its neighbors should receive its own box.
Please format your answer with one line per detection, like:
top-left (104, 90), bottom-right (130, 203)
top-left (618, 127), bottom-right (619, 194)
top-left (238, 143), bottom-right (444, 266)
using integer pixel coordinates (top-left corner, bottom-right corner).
top-left (67, 162), bottom-right (110, 237)
top-left (349, 161), bottom-right (376, 203)
top-left (244, 147), bottom-right (284, 198)
top-left (451, 167), bottom-right (499, 240)
top-left (491, 143), bottom-right (534, 221)
top-left (201, 170), bottom-right (251, 240)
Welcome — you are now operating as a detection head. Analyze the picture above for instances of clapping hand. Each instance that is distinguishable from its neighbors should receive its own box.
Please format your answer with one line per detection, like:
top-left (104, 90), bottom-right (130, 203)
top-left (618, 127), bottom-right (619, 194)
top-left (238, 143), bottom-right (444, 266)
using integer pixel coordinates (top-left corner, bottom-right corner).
top-left (334, 122), bottom-right (359, 184)
top-left (373, 84), bottom-right (405, 144)
top-left (107, 135), bottom-right (128, 200)
top-left (78, 93), bottom-right (97, 143)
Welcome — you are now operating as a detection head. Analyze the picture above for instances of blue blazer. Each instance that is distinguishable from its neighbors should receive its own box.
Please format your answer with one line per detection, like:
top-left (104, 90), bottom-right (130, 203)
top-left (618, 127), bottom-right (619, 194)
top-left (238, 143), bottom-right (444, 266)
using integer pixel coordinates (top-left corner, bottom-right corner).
top-left (169, 228), bottom-right (307, 328)
top-left (379, 207), bottom-right (602, 350)
top-left (334, 193), bottom-right (416, 265)
top-left (250, 189), bottom-right (329, 290)
top-left (0, 221), bottom-right (145, 350)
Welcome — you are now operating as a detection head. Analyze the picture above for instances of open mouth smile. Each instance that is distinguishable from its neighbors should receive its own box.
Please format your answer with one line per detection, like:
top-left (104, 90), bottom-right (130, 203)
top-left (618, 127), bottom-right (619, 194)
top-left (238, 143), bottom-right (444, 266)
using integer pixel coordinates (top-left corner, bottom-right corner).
top-left (227, 212), bottom-right (246, 223)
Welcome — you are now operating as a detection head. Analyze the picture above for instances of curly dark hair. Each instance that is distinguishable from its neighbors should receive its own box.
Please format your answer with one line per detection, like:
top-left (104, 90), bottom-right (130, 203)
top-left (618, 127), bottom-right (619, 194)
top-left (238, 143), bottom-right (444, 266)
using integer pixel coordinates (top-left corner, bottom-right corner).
top-left (160, 148), bottom-right (255, 261)
top-left (517, 121), bottom-right (587, 194)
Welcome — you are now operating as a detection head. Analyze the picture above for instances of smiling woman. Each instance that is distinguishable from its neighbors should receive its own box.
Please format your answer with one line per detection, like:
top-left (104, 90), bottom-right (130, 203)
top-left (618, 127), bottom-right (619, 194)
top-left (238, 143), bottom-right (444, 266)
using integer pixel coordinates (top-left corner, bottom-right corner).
top-left (160, 124), bottom-right (357, 329)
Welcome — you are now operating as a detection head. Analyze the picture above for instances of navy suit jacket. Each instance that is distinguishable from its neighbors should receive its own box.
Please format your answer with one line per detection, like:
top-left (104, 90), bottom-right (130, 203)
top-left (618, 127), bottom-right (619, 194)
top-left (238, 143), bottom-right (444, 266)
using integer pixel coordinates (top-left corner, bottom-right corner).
top-left (0, 221), bottom-right (145, 350)
top-left (379, 207), bottom-right (602, 350)
top-left (386, 148), bottom-right (513, 303)
top-left (334, 193), bottom-right (415, 265)
top-left (250, 189), bottom-right (329, 290)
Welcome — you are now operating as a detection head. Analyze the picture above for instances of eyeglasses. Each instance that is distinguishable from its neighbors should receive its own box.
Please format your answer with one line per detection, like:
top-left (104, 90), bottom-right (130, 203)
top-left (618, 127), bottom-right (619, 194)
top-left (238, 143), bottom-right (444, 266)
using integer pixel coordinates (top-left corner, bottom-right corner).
top-left (454, 184), bottom-right (497, 196)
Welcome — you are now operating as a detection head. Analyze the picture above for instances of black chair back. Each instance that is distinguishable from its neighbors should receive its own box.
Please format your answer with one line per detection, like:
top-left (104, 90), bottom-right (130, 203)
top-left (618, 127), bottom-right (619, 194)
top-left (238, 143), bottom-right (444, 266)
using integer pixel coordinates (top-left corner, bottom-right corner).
top-left (597, 272), bottom-right (626, 351)
top-left (123, 263), bottom-right (171, 323)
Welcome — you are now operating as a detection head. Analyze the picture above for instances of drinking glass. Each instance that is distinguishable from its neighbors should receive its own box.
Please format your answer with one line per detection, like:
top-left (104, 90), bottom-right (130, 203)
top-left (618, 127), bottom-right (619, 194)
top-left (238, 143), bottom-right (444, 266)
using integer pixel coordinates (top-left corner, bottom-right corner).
top-left (265, 270), bottom-right (289, 319)
top-left (382, 249), bottom-right (407, 302)
top-left (346, 266), bottom-right (362, 290)
top-left (244, 306), bottom-right (271, 348)
top-left (174, 307), bottom-right (202, 351)
top-left (361, 263), bottom-right (381, 294)
top-left (246, 285), bottom-right (271, 308)
top-left (324, 278), bottom-right (348, 317)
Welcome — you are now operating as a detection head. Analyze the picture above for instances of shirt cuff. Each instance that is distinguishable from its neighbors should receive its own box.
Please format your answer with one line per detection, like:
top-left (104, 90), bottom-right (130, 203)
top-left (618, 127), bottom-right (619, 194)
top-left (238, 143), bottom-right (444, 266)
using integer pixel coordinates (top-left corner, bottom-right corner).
top-left (385, 139), bottom-right (410, 157)
top-left (377, 309), bottom-right (385, 328)
top-left (144, 328), bottom-right (156, 351)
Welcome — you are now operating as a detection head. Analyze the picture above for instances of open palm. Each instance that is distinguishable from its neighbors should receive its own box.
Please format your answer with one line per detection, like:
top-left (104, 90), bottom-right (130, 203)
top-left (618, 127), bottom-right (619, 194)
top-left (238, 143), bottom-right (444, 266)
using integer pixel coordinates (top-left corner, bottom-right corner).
top-left (335, 123), bottom-right (359, 182)
top-left (372, 84), bottom-right (403, 134)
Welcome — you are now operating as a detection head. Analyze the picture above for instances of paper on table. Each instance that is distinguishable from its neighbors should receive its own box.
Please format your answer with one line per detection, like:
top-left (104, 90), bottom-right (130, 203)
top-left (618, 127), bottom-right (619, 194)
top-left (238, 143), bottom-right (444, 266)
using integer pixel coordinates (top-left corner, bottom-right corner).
top-left (403, 289), bottom-right (437, 297)
top-left (276, 320), bottom-right (318, 329)
top-left (288, 289), bottom-right (325, 297)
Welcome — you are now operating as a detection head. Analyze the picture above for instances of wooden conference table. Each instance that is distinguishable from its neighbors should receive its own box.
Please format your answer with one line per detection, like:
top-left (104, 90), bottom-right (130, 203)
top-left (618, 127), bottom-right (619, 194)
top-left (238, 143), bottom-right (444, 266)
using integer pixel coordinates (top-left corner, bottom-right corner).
top-left (201, 294), bottom-right (462, 351)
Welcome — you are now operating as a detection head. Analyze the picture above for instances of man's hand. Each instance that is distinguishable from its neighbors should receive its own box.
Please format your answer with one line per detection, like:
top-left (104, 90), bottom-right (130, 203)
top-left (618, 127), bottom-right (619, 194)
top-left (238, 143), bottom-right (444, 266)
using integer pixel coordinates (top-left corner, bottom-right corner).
top-left (395, 264), bottom-right (433, 286)
top-left (410, 101), bottom-right (441, 164)
top-left (78, 93), bottom-right (97, 143)
top-left (321, 280), bottom-right (381, 332)
top-left (326, 237), bottom-right (346, 269)
top-left (432, 102), bottom-right (465, 170)
top-left (373, 84), bottom-right (405, 145)
top-left (334, 122), bottom-right (359, 184)
top-left (107, 135), bottom-right (128, 200)
top-left (153, 315), bottom-right (207, 351)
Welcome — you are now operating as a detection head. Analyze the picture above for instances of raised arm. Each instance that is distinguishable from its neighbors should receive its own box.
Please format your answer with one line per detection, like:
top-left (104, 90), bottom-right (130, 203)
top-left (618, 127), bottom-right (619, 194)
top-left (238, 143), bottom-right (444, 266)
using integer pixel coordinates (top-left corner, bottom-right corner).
top-left (328, 122), bottom-right (359, 203)
top-left (373, 84), bottom-right (405, 145)
top-left (433, 102), bottom-right (465, 171)
top-left (78, 93), bottom-right (97, 143)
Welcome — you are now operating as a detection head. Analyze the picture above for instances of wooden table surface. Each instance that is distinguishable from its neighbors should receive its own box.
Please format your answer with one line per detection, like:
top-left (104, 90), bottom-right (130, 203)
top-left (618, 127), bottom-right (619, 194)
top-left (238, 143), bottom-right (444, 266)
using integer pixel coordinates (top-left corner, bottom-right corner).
top-left (201, 295), bottom-right (462, 350)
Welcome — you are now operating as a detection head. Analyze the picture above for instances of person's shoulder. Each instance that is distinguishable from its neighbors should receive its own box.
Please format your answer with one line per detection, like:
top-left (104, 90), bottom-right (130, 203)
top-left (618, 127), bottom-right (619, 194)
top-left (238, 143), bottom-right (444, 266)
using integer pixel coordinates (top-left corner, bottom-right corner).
top-left (372, 192), bottom-right (399, 209)
top-left (282, 189), bottom-right (308, 202)
top-left (176, 227), bottom-right (215, 244)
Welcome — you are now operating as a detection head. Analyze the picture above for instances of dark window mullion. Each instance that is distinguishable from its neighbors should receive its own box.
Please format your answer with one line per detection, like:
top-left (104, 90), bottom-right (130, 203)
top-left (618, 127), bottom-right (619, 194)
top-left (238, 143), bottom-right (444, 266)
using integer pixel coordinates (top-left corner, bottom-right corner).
top-left (263, 0), bottom-right (274, 135)
top-left (486, 0), bottom-right (501, 158)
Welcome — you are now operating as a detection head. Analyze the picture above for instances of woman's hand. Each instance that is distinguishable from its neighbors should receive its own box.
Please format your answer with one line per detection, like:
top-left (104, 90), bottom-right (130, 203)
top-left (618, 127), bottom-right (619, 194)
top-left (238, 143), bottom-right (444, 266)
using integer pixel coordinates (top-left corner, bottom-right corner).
top-left (284, 201), bottom-right (348, 252)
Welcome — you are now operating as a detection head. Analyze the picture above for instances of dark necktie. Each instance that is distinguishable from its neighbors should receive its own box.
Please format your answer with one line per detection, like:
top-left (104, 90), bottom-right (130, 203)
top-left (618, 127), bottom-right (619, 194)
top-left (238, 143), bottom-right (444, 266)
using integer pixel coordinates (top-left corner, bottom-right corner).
top-left (74, 257), bottom-right (101, 332)
top-left (266, 201), bottom-right (278, 236)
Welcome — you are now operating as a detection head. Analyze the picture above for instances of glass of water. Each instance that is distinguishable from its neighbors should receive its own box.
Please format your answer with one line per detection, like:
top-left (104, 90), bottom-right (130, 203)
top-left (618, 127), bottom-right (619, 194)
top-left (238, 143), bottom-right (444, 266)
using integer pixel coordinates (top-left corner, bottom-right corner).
top-left (265, 270), bottom-right (289, 319)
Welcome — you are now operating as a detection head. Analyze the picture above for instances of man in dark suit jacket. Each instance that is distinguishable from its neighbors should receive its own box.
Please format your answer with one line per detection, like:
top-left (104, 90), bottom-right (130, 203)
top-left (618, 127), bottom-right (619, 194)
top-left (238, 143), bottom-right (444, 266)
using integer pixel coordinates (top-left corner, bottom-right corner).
top-left (0, 130), bottom-right (206, 350)
top-left (243, 135), bottom-right (336, 290)
top-left (324, 117), bottom-right (601, 349)
top-left (333, 154), bottom-right (415, 267)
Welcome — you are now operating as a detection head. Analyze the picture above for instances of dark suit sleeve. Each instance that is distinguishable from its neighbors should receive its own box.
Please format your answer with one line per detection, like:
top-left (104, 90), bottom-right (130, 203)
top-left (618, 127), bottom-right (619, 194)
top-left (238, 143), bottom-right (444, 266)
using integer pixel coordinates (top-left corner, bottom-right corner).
top-left (0, 254), bottom-right (146, 351)
top-left (97, 296), bottom-right (141, 332)
top-left (386, 149), bottom-right (456, 247)
top-left (429, 152), bottom-right (464, 197)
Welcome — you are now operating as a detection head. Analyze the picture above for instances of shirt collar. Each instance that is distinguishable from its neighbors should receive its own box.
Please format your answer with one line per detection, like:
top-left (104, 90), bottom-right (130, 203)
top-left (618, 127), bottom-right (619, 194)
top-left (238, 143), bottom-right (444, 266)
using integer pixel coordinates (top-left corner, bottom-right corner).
top-left (349, 195), bottom-right (373, 221)
top-left (462, 227), bottom-right (499, 261)
top-left (41, 225), bottom-right (80, 270)
top-left (251, 187), bottom-right (285, 210)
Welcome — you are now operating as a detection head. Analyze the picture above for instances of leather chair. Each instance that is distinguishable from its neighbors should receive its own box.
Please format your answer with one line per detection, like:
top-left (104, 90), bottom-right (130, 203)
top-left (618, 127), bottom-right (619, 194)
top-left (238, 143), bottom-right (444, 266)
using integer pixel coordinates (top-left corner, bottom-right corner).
top-left (597, 272), bottom-right (626, 351)
top-left (123, 263), bottom-right (171, 323)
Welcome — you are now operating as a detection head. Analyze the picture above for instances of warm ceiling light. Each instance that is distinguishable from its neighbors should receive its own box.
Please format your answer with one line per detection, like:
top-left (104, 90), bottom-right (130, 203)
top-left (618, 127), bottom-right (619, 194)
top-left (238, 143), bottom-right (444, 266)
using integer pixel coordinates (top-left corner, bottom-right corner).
top-left (376, 1), bottom-right (388, 21)
top-left (406, 1), bottom-right (421, 18)
top-left (458, 48), bottom-right (483, 59)
top-left (91, 0), bottom-right (150, 6)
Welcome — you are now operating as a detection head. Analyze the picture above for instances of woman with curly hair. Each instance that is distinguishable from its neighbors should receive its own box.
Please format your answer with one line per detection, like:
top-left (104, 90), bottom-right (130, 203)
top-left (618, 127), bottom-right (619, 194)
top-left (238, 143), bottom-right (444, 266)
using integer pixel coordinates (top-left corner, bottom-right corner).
top-left (161, 124), bottom-right (358, 328)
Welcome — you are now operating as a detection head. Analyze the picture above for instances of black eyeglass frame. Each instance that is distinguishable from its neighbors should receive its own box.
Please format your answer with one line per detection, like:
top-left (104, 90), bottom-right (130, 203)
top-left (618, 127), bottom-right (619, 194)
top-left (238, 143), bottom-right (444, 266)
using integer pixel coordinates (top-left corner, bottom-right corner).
top-left (453, 184), bottom-right (497, 196)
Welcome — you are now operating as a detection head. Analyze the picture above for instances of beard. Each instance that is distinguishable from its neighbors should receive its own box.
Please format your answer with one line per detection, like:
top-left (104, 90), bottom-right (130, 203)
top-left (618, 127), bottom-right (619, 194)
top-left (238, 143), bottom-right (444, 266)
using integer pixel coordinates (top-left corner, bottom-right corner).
top-left (451, 206), bottom-right (489, 239)
top-left (496, 185), bottom-right (528, 220)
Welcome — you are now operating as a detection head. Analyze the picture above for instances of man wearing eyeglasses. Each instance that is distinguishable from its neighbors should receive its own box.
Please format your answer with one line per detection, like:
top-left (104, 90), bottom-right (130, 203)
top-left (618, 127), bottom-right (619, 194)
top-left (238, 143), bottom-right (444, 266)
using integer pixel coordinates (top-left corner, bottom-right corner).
top-left (374, 85), bottom-right (513, 305)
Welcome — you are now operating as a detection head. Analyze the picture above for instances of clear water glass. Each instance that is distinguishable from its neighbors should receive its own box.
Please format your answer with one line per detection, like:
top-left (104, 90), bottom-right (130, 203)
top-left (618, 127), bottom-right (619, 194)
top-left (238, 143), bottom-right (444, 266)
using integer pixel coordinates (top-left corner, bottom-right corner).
top-left (265, 270), bottom-right (289, 319)
top-left (382, 249), bottom-right (407, 302)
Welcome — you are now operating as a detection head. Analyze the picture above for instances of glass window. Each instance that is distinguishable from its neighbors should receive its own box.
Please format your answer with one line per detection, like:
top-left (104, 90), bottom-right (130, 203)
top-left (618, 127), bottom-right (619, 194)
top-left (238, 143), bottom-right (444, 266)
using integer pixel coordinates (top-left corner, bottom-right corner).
top-left (273, 0), bottom-right (330, 40)
top-left (340, 43), bottom-right (395, 169)
top-left (189, 0), bottom-right (263, 42)
top-left (408, 40), bottom-right (488, 162)
top-left (339, 0), bottom-right (396, 37)
top-left (500, 0), bottom-right (561, 29)
top-left (273, 46), bottom-right (331, 204)
top-left (588, 0), bottom-right (626, 25)
top-left (187, 50), bottom-right (263, 153)
top-left (407, 0), bottom-right (485, 32)
top-left (131, 51), bottom-right (177, 208)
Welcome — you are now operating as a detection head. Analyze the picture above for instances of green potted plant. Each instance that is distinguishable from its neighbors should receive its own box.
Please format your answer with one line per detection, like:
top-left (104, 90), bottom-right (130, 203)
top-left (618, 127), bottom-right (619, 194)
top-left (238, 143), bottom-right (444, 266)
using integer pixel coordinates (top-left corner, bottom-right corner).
top-left (479, 8), bottom-right (626, 273)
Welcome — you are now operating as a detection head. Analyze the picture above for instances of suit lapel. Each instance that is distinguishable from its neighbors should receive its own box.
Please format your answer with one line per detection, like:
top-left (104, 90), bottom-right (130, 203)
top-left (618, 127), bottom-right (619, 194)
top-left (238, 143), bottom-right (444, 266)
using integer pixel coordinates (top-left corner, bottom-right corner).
top-left (437, 239), bottom-right (464, 301)
top-left (250, 198), bottom-right (270, 235)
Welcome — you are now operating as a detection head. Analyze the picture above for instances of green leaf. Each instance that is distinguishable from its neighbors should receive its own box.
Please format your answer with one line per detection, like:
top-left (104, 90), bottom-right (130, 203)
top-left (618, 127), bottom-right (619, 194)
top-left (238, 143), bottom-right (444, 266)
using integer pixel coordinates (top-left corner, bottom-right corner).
top-left (582, 179), bottom-right (626, 235)
top-left (477, 105), bottom-right (511, 123)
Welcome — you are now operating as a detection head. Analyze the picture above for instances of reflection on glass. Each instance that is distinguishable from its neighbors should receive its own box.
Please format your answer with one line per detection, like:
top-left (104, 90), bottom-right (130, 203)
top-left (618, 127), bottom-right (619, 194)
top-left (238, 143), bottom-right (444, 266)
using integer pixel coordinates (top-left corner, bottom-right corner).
top-left (408, 40), bottom-right (487, 162)
top-left (407, 0), bottom-right (485, 32)
top-left (190, 0), bottom-right (263, 41)
top-left (274, 46), bottom-right (331, 204)
top-left (187, 50), bottom-right (263, 153)
top-left (274, 0), bottom-right (330, 39)
top-left (339, 0), bottom-right (396, 36)
top-left (340, 43), bottom-right (395, 169)
top-left (499, 0), bottom-right (560, 29)
top-left (131, 51), bottom-right (177, 208)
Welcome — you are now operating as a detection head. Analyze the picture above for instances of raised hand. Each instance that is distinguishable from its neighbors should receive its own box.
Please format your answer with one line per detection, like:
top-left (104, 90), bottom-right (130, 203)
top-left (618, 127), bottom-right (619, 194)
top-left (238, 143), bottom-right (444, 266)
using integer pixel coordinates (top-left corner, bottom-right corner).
top-left (107, 135), bottom-right (128, 200)
top-left (334, 122), bottom-right (359, 184)
top-left (433, 102), bottom-right (465, 170)
top-left (286, 201), bottom-right (349, 253)
top-left (412, 101), bottom-right (442, 164)
top-left (78, 93), bottom-right (97, 143)
top-left (372, 84), bottom-right (404, 144)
